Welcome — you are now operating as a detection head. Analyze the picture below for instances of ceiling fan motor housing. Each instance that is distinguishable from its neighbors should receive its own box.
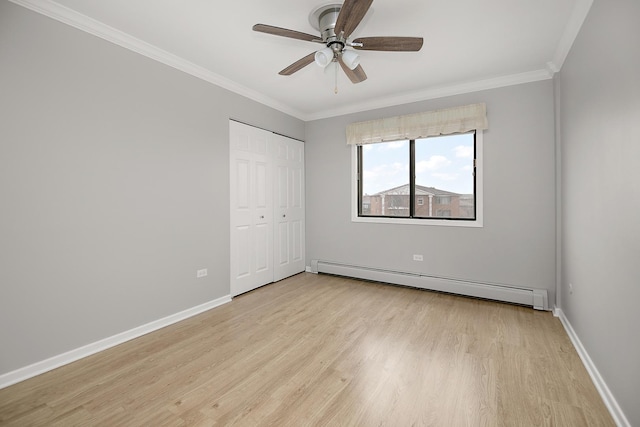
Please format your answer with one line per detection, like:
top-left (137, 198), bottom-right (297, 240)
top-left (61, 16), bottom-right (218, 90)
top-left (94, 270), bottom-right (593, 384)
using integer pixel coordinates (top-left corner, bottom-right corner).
top-left (318, 6), bottom-right (341, 41)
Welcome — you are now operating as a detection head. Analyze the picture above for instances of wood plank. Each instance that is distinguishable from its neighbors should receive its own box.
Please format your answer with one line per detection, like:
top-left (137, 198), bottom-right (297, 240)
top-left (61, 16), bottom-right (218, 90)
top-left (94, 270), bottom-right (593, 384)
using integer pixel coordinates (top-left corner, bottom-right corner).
top-left (0, 273), bottom-right (615, 426)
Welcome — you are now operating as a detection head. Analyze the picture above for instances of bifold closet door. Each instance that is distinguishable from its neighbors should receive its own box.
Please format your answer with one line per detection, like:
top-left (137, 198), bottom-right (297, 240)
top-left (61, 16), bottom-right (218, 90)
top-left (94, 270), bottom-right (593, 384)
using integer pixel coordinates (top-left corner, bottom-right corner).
top-left (230, 121), bottom-right (305, 297)
top-left (229, 121), bottom-right (274, 297)
top-left (273, 134), bottom-right (305, 282)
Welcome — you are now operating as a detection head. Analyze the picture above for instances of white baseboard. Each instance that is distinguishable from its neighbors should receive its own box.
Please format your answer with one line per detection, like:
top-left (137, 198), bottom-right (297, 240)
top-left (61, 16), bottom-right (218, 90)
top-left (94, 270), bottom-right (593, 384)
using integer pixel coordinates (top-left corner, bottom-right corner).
top-left (556, 308), bottom-right (630, 427)
top-left (0, 295), bottom-right (232, 390)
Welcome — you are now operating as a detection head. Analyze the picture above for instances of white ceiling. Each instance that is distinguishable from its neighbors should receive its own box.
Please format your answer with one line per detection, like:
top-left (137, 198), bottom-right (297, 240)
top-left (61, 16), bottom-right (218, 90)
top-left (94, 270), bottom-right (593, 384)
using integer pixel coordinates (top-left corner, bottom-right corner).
top-left (16, 0), bottom-right (591, 120)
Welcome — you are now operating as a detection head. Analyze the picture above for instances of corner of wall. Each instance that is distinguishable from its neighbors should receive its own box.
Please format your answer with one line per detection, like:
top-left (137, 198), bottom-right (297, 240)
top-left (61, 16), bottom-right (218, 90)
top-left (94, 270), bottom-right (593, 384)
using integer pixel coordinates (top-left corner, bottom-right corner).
top-left (556, 308), bottom-right (631, 427)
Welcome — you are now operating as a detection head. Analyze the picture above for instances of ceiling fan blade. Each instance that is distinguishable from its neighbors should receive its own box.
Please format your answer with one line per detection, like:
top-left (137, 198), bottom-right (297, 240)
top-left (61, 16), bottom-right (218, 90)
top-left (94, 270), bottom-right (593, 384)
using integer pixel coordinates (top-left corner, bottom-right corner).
top-left (279, 52), bottom-right (316, 76)
top-left (352, 37), bottom-right (424, 52)
top-left (334, 0), bottom-right (373, 38)
top-left (338, 57), bottom-right (367, 83)
top-left (253, 24), bottom-right (321, 43)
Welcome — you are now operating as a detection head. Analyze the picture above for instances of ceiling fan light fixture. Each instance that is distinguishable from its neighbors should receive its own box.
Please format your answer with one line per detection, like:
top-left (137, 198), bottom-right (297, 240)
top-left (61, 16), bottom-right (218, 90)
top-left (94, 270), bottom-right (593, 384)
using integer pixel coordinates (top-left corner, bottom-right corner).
top-left (341, 49), bottom-right (360, 70)
top-left (314, 47), bottom-right (334, 67)
top-left (324, 59), bottom-right (338, 74)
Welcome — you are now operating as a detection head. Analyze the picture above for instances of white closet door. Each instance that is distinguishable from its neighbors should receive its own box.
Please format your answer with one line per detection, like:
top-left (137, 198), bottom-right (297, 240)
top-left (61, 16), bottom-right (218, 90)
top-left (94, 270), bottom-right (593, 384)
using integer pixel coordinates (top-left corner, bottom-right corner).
top-left (273, 134), bottom-right (305, 282)
top-left (229, 121), bottom-right (273, 297)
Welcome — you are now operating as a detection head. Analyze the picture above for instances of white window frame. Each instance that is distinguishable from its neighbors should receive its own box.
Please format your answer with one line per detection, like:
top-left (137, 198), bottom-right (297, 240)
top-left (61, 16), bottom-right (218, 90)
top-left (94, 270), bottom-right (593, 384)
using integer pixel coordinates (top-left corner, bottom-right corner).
top-left (351, 131), bottom-right (484, 228)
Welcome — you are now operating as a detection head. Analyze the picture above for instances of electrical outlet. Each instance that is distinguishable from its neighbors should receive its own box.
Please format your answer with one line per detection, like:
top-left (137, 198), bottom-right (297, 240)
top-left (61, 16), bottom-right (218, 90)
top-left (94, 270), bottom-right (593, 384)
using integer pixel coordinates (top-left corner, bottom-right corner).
top-left (413, 254), bottom-right (423, 261)
top-left (569, 283), bottom-right (573, 294)
top-left (196, 268), bottom-right (208, 278)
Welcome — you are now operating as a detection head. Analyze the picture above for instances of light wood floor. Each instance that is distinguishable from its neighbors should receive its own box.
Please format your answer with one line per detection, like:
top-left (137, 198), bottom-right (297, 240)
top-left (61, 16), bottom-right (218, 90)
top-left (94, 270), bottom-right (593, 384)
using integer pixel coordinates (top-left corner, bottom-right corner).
top-left (0, 273), bottom-right (614, 426)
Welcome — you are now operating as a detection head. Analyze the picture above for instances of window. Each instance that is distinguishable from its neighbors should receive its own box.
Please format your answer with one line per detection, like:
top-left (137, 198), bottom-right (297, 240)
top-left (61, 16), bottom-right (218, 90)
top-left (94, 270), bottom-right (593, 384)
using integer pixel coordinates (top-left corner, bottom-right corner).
top-left (354, 131), bottom-right (482, 226)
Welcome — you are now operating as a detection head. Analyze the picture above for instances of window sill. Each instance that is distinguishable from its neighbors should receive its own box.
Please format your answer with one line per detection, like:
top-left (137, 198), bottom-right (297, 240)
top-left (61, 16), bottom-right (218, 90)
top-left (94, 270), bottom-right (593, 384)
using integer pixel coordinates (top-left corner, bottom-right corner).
top-left (351, 215), bottom-right (483, 227)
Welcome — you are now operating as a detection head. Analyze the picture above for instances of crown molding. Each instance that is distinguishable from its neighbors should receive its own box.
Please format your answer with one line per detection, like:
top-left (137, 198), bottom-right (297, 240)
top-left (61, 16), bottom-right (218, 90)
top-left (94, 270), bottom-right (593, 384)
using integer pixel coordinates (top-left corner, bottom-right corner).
top-left (305, 68), bottom-right (554, 121)
top-left (548, 0), bottom-right (594, 73)
top-left (8, 0), bottom-right (307, 120)
top-left (9, 0), bottom-right (592, 123)
top-left (308, 0), bottom-right (595, 122)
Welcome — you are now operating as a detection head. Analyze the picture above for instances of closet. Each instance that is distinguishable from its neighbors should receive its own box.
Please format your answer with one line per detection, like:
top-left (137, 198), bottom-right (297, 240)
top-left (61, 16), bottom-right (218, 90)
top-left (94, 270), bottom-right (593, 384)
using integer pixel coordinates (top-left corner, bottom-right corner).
top-left (229, 120), bottom-right (305, 296)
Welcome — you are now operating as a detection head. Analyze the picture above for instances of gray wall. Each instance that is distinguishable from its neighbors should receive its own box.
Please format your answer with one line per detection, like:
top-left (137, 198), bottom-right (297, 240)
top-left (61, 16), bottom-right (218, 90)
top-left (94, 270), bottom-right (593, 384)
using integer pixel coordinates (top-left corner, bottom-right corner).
top-left (0, 1), bottom-right (304, 375)
top-left (305, 81), bottom-right (557, 302)
top-left (4, 2), bottom-right (637, 423)
top-left (558, 0), bottom-right (640, 424)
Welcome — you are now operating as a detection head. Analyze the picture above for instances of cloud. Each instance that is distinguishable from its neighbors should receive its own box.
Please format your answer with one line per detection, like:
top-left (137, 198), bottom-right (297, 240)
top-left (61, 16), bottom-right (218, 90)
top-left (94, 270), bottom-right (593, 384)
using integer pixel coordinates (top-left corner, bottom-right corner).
top-left (377, 140), bottom-right (407, 151)
top-left (415, 155), bottom-right (451, 173)
top-left (363, 162), bottom-right (408, 194)
top-left (363, 162), bottom-right (407, 179)
top-left (432, 172), bottom-right (459, 181)
top-left (461, 165), bottom-right (473, 171)
top-left (454, 145), bottom-right (474, 158)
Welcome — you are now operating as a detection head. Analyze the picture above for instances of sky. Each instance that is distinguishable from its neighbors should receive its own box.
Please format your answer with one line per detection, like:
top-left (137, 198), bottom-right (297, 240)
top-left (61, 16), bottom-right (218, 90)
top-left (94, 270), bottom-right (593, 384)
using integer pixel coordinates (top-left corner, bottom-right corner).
top-left (361, 133), bottom-right (475, 195)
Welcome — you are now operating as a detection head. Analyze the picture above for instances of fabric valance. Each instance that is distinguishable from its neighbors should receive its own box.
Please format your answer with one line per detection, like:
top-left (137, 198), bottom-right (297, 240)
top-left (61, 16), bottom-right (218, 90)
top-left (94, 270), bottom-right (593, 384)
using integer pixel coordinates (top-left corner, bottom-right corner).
top-left (346, 103), bottom-right (488, 145)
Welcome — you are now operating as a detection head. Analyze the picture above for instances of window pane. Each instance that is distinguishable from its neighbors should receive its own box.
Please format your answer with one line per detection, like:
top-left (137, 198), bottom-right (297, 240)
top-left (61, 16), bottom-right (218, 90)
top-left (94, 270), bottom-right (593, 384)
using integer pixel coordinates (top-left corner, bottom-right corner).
top-left (360, 140), bottom-right (410, 217)
top-left (414, 133), bottom-right (475, 219)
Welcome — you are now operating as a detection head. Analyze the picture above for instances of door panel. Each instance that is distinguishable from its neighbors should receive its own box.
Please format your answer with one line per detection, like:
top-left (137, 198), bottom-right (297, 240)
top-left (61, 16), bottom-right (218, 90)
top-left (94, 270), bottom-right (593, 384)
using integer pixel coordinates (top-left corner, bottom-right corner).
top-left (234, 133), bottom-right (250, 151)
top-left (277, 221), bottom-right (289, 266)
top-left (230, 121), bottom-right (274, 296)
top-left (273, 134), bottom-right (305, 282)
top-left (277, 166), bottom-right (288, 209)
top-left (255, 161), bottom-right (268, 209)
top-left (236, 159), bottom-right (250, 209)
top-left (292, 220), bottom-right (303, 262)
top-left (255, 223), bottom-right (269, 272)
top-left (235, 225), bottom-right (250, 278)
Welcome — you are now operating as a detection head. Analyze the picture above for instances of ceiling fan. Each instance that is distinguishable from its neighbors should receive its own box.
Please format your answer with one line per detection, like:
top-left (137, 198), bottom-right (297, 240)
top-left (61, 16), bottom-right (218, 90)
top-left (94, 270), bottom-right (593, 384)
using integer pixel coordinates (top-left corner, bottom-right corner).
top-left (252, 0), bottom-right (423, 85)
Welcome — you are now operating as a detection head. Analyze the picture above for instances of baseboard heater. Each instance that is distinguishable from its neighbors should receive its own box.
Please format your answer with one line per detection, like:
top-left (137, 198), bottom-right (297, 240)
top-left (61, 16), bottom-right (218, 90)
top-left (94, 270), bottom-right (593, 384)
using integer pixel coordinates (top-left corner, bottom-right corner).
top-left (310, 260), bottom-right (548, 311)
